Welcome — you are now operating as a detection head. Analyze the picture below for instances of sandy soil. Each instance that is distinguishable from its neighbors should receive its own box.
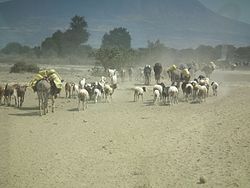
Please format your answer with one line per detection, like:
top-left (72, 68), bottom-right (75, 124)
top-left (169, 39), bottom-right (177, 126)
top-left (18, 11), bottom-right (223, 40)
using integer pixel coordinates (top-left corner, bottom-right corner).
top-left (0, 66), bottom-right (250, 188)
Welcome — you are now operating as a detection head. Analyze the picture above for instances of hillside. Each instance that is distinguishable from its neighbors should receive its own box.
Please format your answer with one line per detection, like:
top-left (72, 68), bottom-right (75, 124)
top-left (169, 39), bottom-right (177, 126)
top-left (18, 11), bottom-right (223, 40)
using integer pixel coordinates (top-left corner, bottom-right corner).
top-left (0, 0), bottom-right (250, 48)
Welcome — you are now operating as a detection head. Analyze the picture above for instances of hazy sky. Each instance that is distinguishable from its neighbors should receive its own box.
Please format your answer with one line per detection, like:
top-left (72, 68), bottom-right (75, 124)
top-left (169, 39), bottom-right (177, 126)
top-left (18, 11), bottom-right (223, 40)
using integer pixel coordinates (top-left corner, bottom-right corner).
top-left (199, 0), bottom-right (250, 24)
top-left (0, 0), bottom-right (250, 48)
top-left (0, 0), bottom-right (249, 23)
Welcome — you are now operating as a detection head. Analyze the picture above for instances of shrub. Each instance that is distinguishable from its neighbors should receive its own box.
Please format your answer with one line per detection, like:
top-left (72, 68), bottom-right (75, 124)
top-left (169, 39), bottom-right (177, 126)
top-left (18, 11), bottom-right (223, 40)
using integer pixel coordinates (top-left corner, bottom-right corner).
top-left (10, 61), bottom-right (40, 73)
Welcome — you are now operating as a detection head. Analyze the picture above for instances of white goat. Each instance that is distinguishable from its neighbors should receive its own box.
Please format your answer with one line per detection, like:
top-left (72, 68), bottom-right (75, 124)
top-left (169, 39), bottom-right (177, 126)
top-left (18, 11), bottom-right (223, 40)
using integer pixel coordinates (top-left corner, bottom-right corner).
top-left (185, 83), bottom-right (193, 102)
top-left (104, 84), bottom-right (115, 103)
top-left (78, 88), bottom-right (89, 111)
top-left (197, 85), bottom-right (207, 103)
top-left (168, 86), bottom-right (178, 105)
top-left (211, 81), bottom-right (219, 96)
top-left (79, 78), bottom-right (86, 89)
top-left (153, 84), bottom-right (163, 101)
top-left (133, 86), bottom-right (146, 102)
top-left (93, 88), bottom-right (102, 103)
top-left (153, 89), bottom-right (160, 104)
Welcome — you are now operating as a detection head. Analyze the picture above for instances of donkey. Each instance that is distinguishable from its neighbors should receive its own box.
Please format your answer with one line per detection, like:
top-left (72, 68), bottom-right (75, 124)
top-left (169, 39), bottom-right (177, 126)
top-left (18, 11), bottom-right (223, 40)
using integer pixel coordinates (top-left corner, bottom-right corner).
top-left (36, 79), bottom-right (59, 116)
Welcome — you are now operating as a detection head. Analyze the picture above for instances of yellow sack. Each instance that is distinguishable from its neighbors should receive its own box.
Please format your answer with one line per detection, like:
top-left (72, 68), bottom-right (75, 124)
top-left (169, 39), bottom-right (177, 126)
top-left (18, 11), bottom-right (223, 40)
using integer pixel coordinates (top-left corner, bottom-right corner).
top-left (168, 64), bottom-right (177, 72)
top-left (182, 68), bottom-right (190, 77)
top-left (49, 73), bottom-right (63, 89)
top-left (29, 73), bottom-right (44, 87)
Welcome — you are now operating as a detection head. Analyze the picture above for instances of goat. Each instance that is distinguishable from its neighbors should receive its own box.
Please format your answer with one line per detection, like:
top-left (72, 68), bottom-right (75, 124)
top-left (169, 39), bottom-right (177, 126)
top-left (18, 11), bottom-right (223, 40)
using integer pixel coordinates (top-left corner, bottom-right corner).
top-left (197, 85), bottom-right (207, 103)
top-left (185, 83), bottom-right (193, 102)
top-left (65, 82), bottom-right (72, 98)
top-left (162, 86), bottom-right (170, 104)
top-left (153, 89), bottom-right (160, 104)
top-left (78, 88), bottom-right (89, 111)
top-left (104, 84), bottom-right (116, 103)
top-left (211, 81), bottom-right (219, 96)
top-left (133, 86), bottom-right (146, 102)
top-left (168, 86), bottom-right (179, 105)
top-left (71, 83), bottom-right (79, 98)
top-left (79, 78), bottom-right (86, 89)
top-left (15, 84), bottom-right (28, 108)
top-left (93, 88), bottom-right (102, 103)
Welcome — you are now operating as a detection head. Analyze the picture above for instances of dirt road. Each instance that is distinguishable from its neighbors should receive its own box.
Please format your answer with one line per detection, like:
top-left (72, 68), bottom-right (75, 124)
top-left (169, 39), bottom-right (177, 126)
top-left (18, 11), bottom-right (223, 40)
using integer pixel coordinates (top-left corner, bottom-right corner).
top-left (0, 68), bottom-right (250, 187)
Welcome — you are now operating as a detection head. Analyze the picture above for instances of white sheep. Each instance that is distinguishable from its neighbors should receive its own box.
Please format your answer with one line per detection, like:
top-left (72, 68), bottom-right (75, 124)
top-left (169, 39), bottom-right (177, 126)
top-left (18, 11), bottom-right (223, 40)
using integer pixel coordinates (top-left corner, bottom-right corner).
top-left (185, 83), bottom-right (193, 102)
top-left (197, 85), bottom-right (207, 103)
top-left (93, 88), bottom-right (102, 103)
top-left (78, 88), bottom-right (89, 111)
top-left (168, 86), bottom-right (178, 105)
top-left (104, 84), bottom-right (115, 103)
top-left (153, 84), bottom-right (163, 101)
top-left (72, 83), bottom-right (79, 98)
top-left (153, 89), bottom-right (160, 104)
top-left (79, 78), bottom-right (86, 89)
top-left (211, 81), bottom-right (219, 96)
top-left (133, 86), bottom-right (146, 102)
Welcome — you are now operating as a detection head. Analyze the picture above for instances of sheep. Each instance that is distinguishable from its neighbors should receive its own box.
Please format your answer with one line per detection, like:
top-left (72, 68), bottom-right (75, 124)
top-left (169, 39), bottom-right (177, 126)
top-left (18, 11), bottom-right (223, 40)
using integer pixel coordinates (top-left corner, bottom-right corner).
top-left (153, 83), bottom-right (165, 101)
top-left (14, 84), bottom-right (28, 108)
top-left (185, 83), bottom-right (193, 102)
top-left (93, 88), bottom-right (102, 103)
top-left (78, 88), bottom-right (89, 111)
top-left (197, 85), bottom-right (207, 103)
top-left (168, 85), bottom-right (179, 105)
top-left (211, 81), bottom-right (219, 96)
top-left (71, 83), bottom-right (79, 98)
top-left (79, 78), bottom-right (86, 89)
top-left (104, 84), bottom-right (116, 103)
top-left (84, 83), bottom-right (95, 100)
top-left (108, 69), bottom-right (117, 77)
top-left (153, 89), bottom-right (160, 104)
top-left (98, 77), bottom-right (107, 98)
top-left (162, 85), bottom-right (170, 104)
top-left (197, 77), bottom-right (209, 97)
top-left (133, 86), bottom-right (146, 102)
top-left (65, 82), bottom-right (72, 98)
top-left (191, 80), bottom-right (199, 102)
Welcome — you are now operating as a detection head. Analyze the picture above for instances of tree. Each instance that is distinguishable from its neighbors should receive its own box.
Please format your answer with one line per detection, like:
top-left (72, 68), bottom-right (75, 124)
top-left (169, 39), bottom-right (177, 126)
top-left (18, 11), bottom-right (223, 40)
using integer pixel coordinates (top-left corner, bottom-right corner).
top-left (101, 27), bottom-right (131, 49)
top-left (40, 15), bottom-right (90, 57)
top-left (95, 48), bottom-right (136, 70)
top-left (63, 15), bottom-right (90, 49)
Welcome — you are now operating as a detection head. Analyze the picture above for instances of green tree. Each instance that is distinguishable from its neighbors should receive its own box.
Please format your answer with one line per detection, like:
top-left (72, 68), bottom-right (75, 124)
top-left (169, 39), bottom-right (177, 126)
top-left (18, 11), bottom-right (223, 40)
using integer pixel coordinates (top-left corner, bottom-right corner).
top-left (1, 42), bottom-right (33, 55)
top-left (101, 27), bottom-right (131, 49)
top-left (40, 15), bottom-right (90, 57)
top-left (95, 48), bottom-right (136, 70)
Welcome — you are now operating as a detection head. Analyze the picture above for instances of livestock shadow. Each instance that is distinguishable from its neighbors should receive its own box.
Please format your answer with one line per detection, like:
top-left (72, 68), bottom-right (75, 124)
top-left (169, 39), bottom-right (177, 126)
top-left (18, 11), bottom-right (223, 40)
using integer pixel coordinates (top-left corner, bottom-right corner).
top-left (67, 108), bottom-right (79, 112)
top-left (9, 111), bottom-right (39, 116)
top-left (18, 106), bottom-right (39, 111)
top-left (190, 101), bottom-right (200, 104)
top-left (144, 100), bottom-right (155, 106)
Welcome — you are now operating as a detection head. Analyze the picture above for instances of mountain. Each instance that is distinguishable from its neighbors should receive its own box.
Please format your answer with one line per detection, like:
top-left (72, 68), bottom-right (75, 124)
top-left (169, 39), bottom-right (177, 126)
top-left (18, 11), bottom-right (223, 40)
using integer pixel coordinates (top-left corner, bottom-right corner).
top-left (0, 0), bottom-right (250, 49)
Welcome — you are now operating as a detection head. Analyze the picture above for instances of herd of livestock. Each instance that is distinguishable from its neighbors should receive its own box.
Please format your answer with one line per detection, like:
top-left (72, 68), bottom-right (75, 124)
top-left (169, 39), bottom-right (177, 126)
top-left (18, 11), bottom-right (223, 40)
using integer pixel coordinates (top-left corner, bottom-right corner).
top-left (0, 63), bottom-right (219, 116)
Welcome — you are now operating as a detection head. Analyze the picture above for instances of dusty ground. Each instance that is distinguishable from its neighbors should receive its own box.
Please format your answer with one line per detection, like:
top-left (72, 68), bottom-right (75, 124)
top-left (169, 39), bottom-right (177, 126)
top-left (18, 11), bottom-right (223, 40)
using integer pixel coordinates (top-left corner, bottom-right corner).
top-left (0, 65), bottom-right (250, 188)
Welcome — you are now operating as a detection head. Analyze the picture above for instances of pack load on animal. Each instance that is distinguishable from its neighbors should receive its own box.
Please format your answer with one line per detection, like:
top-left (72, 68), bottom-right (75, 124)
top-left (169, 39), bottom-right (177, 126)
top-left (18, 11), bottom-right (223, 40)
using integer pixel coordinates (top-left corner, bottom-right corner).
top-left (181, 68), bottom-right (190, 81)
top-left (29, 69), bottom-right (63, 92)
top-left (167, 64), bottom-right (177, 72)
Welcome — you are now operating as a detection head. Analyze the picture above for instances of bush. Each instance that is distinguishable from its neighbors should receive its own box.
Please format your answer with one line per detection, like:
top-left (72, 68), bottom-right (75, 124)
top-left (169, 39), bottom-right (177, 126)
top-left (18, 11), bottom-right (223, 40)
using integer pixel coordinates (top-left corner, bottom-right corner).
top-left (10, 61), bottom-right (40, 73)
